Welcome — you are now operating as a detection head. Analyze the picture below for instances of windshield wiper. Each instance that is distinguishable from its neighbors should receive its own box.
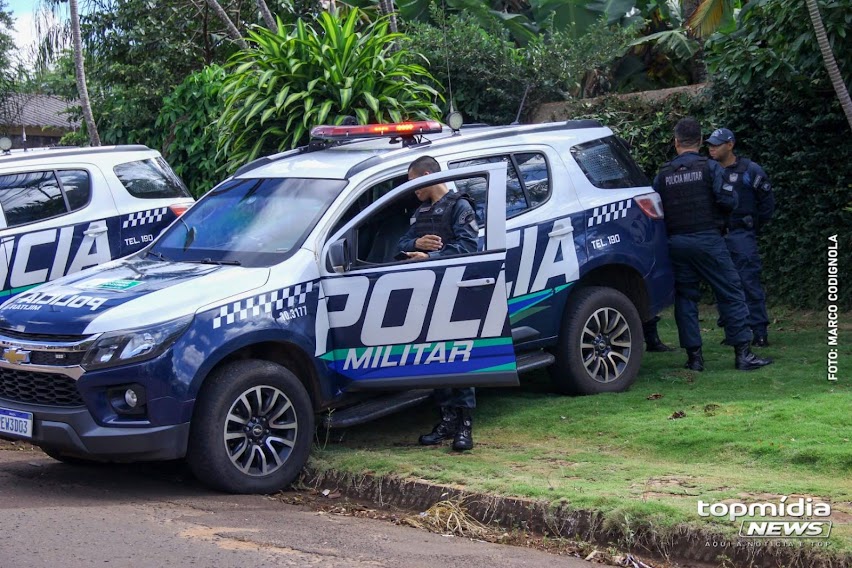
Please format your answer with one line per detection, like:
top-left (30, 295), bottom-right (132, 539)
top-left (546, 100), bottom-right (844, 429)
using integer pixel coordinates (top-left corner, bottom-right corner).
top-left (184, 258), bottom-right (242, 266)
top-left (145, 250), bottom-right (170, 261)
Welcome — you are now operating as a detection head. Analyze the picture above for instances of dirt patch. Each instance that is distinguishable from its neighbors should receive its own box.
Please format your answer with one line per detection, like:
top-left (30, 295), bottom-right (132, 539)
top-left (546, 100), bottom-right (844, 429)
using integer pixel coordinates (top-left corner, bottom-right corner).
top-left (0, 439), bottom-right (42, 453)
top-left (302, 467), bottom-right (852, 568)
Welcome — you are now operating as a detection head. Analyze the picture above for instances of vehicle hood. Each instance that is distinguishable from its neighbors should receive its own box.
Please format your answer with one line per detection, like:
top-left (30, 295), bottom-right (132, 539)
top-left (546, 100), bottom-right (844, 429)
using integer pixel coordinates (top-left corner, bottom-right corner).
top-left (0, 257), bottom-right (270, 335)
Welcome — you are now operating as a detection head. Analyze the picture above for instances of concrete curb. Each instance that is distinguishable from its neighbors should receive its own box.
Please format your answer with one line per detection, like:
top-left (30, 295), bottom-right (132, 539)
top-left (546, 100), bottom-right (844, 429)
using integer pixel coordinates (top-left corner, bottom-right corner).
top-left (303, 468), bottom-right (850, 568)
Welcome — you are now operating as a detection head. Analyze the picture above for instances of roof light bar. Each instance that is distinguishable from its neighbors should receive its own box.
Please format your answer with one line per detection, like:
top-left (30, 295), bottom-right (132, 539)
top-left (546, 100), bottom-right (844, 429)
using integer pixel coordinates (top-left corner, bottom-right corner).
top-left (310, 121), bottom-right (443, 140)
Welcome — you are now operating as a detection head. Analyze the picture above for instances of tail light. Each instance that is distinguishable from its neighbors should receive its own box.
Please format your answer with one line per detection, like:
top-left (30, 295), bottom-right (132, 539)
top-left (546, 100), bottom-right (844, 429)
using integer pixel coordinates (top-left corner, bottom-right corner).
top-left (634, 193), bottom-right (664, 219)
top-left (169, 203), bottom-right (191, 217)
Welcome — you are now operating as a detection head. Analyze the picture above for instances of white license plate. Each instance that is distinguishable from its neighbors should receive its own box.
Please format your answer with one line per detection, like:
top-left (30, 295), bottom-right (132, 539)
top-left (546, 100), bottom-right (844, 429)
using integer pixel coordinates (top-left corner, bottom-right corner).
top-left (0, 407), bottom-right (33, 438)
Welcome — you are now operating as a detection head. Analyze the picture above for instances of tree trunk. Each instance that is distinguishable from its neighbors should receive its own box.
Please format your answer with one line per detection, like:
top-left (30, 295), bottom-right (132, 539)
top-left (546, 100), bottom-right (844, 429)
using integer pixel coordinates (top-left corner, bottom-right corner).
top-left (378, 0), bottom-right (398, 34)
top-left (205, 0), bottom-right (249, 49)
top-left (805, 0), bottom-right (852, 131)
top-left (69, 0), bottom-right (100, 146)
top-left (255, 0), bottom-right (277, 32)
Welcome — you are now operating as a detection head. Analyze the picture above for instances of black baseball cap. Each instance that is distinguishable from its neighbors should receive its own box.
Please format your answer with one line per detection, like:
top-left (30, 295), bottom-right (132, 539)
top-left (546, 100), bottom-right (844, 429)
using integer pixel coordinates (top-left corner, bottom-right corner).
top-left (707, 128), bottom-right (735, 145)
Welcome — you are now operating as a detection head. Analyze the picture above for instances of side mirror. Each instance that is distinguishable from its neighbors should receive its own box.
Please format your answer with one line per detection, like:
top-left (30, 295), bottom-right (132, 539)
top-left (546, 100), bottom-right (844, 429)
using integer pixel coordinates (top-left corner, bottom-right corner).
top-left (328, 238), bottom-right (350, 274)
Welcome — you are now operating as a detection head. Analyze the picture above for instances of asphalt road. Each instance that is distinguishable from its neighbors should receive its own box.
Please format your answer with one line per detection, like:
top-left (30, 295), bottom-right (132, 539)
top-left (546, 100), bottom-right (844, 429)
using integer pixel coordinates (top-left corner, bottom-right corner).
top-left (0, 446), bottom-right (601, 568)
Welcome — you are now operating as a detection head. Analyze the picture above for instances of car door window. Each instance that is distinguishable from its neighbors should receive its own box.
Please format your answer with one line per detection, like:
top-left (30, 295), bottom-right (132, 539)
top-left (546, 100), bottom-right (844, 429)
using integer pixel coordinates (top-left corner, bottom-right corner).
top-left (0, 171), bottom-right (66, 227)
top-left (352, 174), bottom-right (487, 266)
top-left (57, 170), bottom-right (91, 211)
top-left (113, 157), bottom-right (191, 199)
top-left (449, 152), bottom-right (551, 224)
top-left (570, 136), bottom-right (649, 189)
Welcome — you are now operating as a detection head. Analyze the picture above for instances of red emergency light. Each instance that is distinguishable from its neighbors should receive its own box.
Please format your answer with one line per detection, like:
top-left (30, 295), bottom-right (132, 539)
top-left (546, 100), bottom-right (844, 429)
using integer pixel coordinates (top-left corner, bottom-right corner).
top-left (310, 120), bottom-right (443, 140)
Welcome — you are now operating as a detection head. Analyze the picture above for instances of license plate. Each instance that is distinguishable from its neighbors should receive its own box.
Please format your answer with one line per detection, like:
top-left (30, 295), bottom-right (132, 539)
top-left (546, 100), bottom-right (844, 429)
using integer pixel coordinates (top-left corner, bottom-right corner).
top-left (0, 407), bottom-right (33, 438)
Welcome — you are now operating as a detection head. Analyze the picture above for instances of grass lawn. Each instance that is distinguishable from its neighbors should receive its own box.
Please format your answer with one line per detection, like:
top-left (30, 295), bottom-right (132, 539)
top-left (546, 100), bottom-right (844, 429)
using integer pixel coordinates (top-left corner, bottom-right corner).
top-left (310, 307), bottom-right (852, 555)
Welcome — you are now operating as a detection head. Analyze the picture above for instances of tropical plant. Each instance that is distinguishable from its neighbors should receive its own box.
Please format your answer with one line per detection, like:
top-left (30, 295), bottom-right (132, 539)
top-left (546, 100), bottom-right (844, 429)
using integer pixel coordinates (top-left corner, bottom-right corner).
top-left (705, 0), bottom-right (851, 92)
top-left (156, 65), bottom-right (229, 197)
top-left (804, 0), bottom-right (852, 131)
top-left (217, 9), bottom-right (442, 170)
top-left (406, 8), bottom-right (633, 124)
top-left (69, 0), bottom-right (100, 145)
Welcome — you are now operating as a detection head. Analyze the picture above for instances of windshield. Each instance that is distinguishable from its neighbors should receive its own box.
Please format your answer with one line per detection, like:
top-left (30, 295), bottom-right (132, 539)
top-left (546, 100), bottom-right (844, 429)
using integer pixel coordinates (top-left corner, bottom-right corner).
top-left (150, 177), bottom-right (347, 267)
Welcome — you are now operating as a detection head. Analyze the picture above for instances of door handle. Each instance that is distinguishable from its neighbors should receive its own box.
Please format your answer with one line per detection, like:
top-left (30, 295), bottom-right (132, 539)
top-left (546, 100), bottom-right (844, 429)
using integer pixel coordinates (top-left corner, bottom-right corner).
top-left (548, 225), bottom-right (574, 238)
top-left (457, 278), bottom-right (496, 288)
top-left (84, 227), bottom-right (108, 236)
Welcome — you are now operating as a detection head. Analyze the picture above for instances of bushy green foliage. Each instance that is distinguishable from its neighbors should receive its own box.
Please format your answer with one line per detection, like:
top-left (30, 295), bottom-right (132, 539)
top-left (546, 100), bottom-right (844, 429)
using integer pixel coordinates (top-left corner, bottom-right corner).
top-left (708, 81), bottom-right (852, 311)
top-left (705, 0), bottom-right (852, 91)
top-left (156, 65), bottom-right (228, 197)
top-left (405, 9), bottom-right (634, 125)
top-left (217, 9), bottom-right (442, 171)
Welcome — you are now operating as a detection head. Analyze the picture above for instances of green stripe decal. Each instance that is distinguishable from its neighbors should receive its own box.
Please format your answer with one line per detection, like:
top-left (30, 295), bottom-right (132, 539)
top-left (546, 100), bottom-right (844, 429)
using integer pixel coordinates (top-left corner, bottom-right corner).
top-left (471, 362), bottom-right (518, 373)
top-left (0, 284), bottom-right (40, 298)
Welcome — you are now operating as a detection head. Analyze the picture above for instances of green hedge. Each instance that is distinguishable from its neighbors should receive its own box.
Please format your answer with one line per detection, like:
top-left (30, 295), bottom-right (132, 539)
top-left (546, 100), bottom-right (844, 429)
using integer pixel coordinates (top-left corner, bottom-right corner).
top-left (550, 85), bottom-right (851, 311)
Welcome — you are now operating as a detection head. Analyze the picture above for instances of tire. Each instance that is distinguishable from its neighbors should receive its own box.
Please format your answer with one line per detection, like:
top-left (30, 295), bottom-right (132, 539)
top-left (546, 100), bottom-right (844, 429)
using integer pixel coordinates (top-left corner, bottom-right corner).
top-left (549, 286), bottom-right (644, 395)
top-left (186, 359), bottom-right (314, 494)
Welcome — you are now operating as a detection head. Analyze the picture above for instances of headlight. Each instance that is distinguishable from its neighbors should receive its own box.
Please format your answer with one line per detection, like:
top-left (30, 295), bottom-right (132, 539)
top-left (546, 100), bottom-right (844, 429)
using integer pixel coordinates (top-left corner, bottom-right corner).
top-left (81, 315), bottom-right (193, 371)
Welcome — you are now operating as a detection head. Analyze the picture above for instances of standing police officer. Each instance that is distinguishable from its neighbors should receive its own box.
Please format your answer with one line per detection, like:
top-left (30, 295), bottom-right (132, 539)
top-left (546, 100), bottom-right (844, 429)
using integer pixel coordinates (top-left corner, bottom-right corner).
top-left (398, 155), bottom-right (479, 451)
top-left (653, 118), bottom-right (772, 372)
top-left (707, 128), bottom-right (775, 347)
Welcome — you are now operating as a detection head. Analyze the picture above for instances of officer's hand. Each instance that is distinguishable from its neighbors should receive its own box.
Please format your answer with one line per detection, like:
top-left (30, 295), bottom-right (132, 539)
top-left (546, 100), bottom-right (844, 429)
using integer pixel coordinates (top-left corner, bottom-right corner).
top-left (415, 234), bottom-right (443, 251)
top-left (405, 251), bottom-right (429, 260)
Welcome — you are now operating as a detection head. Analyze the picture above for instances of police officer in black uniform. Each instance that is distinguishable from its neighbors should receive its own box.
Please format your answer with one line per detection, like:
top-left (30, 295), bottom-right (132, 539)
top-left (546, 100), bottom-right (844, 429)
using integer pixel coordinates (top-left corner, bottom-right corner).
top-left (398, 155), bottom-right (479, 451)
top-left (653, 118), bottom-right (772, 372)
top-left (707, 128), bottom-right (775, 347)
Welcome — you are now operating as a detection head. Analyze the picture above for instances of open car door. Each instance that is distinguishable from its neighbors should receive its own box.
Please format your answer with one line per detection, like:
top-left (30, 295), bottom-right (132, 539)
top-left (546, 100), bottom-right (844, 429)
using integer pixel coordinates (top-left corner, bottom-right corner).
top-left (316, 162), bottom-right (519, 391)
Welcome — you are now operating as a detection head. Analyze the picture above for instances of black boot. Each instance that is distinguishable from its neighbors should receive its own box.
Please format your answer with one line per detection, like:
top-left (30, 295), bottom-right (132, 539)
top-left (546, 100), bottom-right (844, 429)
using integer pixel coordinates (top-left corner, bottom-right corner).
top-left (419, 407), bottom-right (459, 445)
top-left (684, 347), bottom-right (704, 371)
top-left (643, 318), bottom-right (675, 352)
top-left (735, 343), bottom-right (773, 371)
top-left (452, 409), bottom-right (473, 452)
top-left (752, 334), bottom-right (770, 347)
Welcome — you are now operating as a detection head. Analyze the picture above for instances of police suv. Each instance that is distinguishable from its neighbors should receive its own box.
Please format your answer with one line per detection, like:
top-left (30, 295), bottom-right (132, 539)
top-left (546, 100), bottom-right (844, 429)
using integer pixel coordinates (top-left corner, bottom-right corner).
top-left (0, 145), bottom-right (194, 298)
top-left (0, 121), bottom-right (673, 494)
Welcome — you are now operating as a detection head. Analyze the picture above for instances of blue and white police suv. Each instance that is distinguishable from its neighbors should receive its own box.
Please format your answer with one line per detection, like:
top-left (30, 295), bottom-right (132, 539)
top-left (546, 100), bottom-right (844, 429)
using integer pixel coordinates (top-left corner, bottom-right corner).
top-left (0, 145), bottom-right (194, 299)
top-left (0, 120), bottom-right (673, 493)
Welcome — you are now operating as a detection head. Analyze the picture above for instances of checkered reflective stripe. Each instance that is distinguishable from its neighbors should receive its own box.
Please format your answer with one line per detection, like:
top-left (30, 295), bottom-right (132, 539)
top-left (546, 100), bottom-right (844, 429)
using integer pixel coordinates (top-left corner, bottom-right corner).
top-left (213, 282), bottom-right (315, 329)
top-left (587, 199), bottom-right (632, 227)
top-left (122, 208), bottom-right (168, 228)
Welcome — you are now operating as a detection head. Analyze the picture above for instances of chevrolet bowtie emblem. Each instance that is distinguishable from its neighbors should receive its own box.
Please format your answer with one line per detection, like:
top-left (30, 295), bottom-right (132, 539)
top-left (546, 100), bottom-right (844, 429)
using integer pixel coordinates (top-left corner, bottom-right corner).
top-left (2, 347), bottom-right (31, 365)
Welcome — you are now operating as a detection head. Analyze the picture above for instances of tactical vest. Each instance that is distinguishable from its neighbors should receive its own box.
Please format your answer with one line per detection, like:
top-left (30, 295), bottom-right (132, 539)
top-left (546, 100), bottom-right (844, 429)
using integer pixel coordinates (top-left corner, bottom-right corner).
top-left (412, 192), bottom-right (473, 246)
top-left (657, 157), bottom-right (721, 235)
top-left (725, 158), bottom-right (754, 221)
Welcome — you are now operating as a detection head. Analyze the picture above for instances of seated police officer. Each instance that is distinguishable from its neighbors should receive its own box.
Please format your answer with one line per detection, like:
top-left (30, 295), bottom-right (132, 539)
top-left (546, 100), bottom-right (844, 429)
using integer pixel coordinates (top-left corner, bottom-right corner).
top-left (707, 128), bottom-right (775, 347)
top-left (398, 155), bottom-right (479, 451)
top-left (653, 118), bottom-right (772, 372)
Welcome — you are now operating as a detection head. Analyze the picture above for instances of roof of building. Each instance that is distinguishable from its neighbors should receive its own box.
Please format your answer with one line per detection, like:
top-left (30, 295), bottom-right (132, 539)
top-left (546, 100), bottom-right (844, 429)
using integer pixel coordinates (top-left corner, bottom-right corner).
top-left (2, 94), bottom-right (80, 130)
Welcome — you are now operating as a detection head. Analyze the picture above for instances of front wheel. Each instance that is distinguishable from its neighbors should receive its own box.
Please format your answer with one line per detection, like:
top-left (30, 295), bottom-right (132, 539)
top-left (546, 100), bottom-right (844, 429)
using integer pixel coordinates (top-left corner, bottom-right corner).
top-left (187, 359), bottom-right (314, 494)
top-left (549, 286), bottom-right (644, 395)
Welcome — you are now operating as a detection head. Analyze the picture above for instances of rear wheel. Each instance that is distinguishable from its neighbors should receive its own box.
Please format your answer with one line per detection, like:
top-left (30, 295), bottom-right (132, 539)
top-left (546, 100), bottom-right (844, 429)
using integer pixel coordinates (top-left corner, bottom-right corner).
top-left (187, 359), bottom-right (314, 494)
top-left (549, 286), bottom-right (644, 395)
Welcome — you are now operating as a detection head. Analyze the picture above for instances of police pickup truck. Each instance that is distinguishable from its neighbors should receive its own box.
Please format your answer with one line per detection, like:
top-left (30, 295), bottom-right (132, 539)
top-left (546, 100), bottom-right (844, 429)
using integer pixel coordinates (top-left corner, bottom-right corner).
top-left (0, 120), bottom-right (673, 494)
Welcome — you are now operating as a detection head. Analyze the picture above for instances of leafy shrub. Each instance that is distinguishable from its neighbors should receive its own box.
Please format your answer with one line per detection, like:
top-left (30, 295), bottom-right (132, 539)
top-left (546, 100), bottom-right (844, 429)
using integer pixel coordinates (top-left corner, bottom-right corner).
top-left (156, 65), bottom-right (228, 197)
top-left (218, 9), bottom-right (442, 171)
top-left (406, 9), bottom-right (634, 126)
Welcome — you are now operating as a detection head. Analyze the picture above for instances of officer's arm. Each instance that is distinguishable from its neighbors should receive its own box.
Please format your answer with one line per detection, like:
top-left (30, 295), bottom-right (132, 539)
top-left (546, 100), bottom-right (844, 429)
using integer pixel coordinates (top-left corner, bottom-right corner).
top-left (397, 220), bottom-right (419, 252)
top-left (429, 200), bottom-right (479, 258)
top-left (710, 160), bottom-right (736, 211)
top-left (751, 163), bottom-right (775, 225)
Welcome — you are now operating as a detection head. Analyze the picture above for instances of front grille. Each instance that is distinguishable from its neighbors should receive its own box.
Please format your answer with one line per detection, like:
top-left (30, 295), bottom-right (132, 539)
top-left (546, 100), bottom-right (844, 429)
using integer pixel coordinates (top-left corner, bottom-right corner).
top-left (0, 367), bottom-right (84, 407)
top-left (0, 329), bottom-right (89, 342)
top-left (28, 351), bottom-right (86, 366)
